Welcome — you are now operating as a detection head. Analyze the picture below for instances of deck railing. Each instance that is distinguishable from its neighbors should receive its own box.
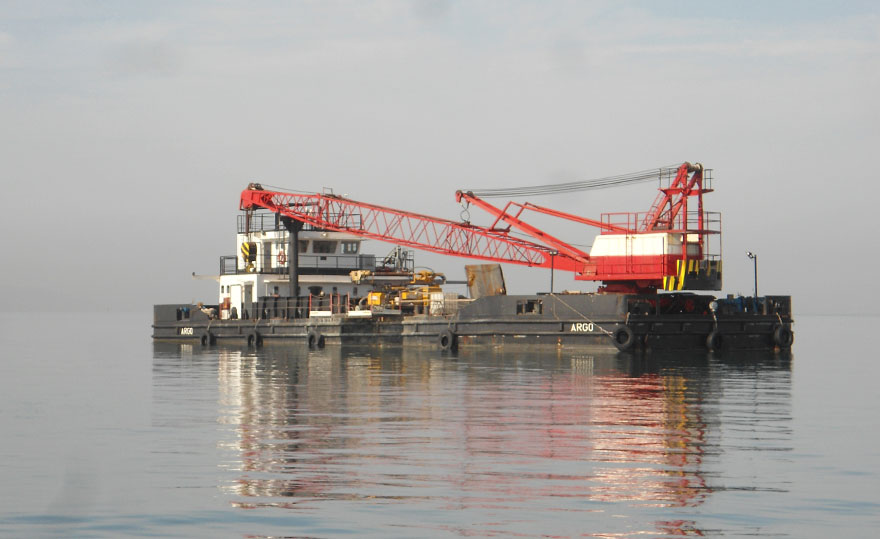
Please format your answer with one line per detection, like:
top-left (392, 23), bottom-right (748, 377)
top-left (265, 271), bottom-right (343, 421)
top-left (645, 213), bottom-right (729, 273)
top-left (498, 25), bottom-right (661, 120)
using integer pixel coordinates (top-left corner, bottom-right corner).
top-left (220, 254), bottom-right (377, 275)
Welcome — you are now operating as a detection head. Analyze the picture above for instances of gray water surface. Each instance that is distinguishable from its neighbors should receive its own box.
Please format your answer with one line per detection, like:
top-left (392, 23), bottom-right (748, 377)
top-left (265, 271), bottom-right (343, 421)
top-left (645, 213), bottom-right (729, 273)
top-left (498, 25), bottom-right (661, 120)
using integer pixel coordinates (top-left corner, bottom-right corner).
top-left (0, 313), bottom-right (877, 537)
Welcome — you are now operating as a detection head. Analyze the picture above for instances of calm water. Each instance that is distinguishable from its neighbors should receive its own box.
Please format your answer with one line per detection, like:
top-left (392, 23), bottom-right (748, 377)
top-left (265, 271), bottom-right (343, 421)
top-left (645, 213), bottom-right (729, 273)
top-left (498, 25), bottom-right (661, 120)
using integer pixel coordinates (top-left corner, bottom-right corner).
top-left (1, 313), bottom-right (878, 538)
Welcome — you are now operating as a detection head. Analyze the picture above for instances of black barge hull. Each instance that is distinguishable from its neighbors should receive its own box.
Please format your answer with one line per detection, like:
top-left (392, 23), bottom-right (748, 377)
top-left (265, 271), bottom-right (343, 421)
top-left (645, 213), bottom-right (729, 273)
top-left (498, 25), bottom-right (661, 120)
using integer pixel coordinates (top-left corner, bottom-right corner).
top-left (152, 293), bottom-right (793, 353)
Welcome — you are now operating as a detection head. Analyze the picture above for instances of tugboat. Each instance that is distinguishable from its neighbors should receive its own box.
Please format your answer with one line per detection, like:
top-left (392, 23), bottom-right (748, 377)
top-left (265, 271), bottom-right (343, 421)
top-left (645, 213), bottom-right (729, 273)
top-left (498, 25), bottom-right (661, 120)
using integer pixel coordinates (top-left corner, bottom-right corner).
top-left (152, 163), bottom-right (793, 352)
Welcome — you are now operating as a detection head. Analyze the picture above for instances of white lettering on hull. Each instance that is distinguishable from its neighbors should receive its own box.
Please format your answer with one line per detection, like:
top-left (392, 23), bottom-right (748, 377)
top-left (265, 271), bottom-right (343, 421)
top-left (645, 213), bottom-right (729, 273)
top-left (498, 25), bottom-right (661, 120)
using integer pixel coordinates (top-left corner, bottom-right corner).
top-left (569, 322), bottom-right (595, 332)
top-left (179, 327), bottom-right (194, 335)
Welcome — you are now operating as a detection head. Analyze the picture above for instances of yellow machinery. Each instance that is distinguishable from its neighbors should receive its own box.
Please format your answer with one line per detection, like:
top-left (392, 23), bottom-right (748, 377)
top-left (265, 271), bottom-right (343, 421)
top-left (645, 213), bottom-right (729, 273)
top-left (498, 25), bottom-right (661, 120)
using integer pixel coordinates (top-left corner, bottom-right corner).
top-left (354, 270), bottom-right (446, 313)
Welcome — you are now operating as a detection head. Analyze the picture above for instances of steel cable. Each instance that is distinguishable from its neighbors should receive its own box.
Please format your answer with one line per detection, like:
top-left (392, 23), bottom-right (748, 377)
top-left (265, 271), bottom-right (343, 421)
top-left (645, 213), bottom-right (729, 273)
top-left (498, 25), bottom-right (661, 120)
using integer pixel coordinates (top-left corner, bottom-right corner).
top-left (464, 163), bottom-right (683, 198)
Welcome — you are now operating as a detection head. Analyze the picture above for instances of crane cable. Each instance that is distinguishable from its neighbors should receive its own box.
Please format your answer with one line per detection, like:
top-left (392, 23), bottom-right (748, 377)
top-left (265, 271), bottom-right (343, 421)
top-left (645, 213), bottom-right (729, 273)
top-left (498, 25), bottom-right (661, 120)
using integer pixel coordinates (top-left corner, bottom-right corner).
top-left (259, 184), bottom-right (316, 194)
top-left (261, 164), bottom-right (683, 199)
top-left (464, 163), bottom-right (683, 198)
top-left (547, 293), bottom-right (614, 337)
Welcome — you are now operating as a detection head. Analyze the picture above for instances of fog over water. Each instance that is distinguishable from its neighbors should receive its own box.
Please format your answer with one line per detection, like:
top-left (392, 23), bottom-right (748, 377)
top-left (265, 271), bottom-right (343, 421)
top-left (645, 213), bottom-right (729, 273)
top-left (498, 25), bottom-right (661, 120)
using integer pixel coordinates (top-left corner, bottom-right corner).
top-left (1, 312), bottom-right (878, 537)
top-left (1, 2), bottom-right (879, 313)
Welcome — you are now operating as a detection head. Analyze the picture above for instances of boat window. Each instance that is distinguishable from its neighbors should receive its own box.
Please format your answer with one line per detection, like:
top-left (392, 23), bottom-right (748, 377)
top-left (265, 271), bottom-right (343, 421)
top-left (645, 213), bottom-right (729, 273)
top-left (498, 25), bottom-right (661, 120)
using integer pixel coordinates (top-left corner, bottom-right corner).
top-left (342, 241), bottom-right (359, 254)
top-left (298, 240), bottom-right (309, 253)
top-left (313, 240), bottom-right (338, 254)
top-left (516, 299), bottom-right (542, 315)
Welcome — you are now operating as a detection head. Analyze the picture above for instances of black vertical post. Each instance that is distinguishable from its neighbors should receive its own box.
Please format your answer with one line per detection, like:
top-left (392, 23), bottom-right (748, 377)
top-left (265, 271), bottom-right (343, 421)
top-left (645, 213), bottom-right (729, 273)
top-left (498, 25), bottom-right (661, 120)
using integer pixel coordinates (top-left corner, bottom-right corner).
top-left (282, 217), bottom-right (303, 304)
top-left (550, 252), bottom-right (555, 293)
top-left (290, 225), bottom-right (299, 298)
top-left (753, 255), bottom-right (758, 298)
top-left (747, 251), bottom-right (758, 299)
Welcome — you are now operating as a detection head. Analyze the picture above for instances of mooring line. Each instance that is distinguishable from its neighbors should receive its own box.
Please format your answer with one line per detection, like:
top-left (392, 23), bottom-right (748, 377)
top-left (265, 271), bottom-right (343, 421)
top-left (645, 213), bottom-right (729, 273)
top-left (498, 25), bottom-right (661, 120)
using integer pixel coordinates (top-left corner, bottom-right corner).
top-left (548, 293), bottom-right (614, 337)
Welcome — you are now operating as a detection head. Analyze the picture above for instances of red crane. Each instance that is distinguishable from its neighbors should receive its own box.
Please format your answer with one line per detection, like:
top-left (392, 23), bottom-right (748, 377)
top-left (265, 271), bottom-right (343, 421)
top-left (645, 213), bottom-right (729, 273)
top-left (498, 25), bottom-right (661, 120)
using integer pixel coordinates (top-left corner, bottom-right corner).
top-left (239, 162), bottom-right (721, 293)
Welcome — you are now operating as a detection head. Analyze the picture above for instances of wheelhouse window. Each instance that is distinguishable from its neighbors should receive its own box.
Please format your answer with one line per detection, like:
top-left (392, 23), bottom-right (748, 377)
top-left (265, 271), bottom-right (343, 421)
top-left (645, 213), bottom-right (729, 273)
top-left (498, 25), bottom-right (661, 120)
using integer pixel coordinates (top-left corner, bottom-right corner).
top-left (342, 241), bottom-right (359, 254)
top-left (313, 240), bottom-right (338, 254)
top-left (298, 240), bottom-right (309, 253)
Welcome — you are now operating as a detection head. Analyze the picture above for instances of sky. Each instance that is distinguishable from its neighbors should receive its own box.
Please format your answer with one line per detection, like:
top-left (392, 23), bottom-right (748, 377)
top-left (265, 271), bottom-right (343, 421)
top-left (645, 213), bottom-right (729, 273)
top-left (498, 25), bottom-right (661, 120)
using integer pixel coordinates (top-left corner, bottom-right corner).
top-left (1, 0), bottom-right (878, 314)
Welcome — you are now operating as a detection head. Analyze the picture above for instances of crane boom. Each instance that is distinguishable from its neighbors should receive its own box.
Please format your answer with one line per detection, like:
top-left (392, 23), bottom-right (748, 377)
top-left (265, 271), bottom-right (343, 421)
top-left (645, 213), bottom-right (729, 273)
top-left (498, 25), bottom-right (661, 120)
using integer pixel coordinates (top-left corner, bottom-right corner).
top-left (455, 191), bottom-right (592, 263)
top-left (239, 185), bottom-right (584, 272)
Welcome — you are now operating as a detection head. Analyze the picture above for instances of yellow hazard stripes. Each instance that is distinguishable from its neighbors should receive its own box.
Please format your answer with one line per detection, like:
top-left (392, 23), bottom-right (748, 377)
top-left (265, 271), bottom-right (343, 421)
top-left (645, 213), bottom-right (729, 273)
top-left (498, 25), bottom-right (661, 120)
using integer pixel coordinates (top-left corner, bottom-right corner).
top-left (241, 242), bottom-right (256, 262)
top-left (663, 260), bottom-right (690, 291)
top-left (663, 260), bottom-right (722, 291)
top-left (241, 242), bottom-right (257, 273)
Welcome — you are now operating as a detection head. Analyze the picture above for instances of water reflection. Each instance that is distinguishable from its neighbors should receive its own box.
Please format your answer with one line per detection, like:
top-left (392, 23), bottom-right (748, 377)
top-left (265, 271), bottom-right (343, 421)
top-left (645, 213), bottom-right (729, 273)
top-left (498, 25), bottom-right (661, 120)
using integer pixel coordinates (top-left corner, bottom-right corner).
top-left (152, 343), bottom-right (792, 537)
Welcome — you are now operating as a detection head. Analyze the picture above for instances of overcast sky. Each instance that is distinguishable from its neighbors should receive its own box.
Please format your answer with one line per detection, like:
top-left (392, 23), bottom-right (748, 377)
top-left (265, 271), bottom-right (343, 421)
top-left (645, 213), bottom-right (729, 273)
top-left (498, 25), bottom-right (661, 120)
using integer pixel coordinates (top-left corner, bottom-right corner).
top-left (1, 1), bottom-right (877, 314)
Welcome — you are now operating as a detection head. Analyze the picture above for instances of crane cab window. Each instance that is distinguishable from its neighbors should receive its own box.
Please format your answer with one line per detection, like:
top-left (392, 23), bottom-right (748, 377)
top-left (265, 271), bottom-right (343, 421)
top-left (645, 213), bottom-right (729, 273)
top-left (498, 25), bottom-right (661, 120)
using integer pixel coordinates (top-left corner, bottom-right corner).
top-left (313, 240), bottom-right (338, 254)
top-left (342, 241), bottom-right (359, 254)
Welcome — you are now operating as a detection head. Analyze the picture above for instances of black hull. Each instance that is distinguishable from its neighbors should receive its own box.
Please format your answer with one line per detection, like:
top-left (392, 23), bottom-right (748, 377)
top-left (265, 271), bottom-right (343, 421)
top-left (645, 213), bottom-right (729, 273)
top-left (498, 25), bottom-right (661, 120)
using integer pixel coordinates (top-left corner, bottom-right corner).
top-left (153, 293), bottom-right (793, 353)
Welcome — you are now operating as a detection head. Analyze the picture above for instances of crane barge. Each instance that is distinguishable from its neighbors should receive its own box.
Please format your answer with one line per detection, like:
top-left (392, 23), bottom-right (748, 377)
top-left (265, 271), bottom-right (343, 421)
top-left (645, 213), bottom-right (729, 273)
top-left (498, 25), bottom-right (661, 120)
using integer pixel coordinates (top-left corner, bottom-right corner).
top-left (152, 163), bottom-right (793, 352)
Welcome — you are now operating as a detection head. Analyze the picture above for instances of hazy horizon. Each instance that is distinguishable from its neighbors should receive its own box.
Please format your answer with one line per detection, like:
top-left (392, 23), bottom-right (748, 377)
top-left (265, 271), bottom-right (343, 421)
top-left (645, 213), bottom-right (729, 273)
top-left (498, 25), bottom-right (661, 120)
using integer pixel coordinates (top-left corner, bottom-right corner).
top-left (2, 1), bottom-right (877, 314)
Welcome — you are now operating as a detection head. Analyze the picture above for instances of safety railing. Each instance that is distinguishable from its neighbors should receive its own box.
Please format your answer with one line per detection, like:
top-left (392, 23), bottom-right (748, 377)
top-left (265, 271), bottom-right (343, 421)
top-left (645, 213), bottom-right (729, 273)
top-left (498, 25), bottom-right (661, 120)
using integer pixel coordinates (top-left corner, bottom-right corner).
top-left (308, 293), bottom-right (350, 315)
top-left (220, 256), bottom-right (238, 275)
top-left (252, 294), bottom-right (356, 319)
top-left (219, 254), bottom-right (377, 275)
top-left (599, 210), bottom-right (721, 235)
top-left (237, 211), bottom-right (363, 234)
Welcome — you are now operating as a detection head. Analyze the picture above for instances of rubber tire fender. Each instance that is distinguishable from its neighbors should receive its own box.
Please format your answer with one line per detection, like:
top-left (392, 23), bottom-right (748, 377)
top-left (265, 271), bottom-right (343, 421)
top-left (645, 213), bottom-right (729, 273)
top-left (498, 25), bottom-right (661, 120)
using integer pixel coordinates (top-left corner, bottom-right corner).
top-left (612, 326), bottom-right (636, 351)
top-left (200, 331), bottom-right (215, 347)
top-left (773, 324), bottom-right (793, 348)
top-left (307, 329), bottom-right (325, 349)
top-left (247, 331), bottom-right (263, 348)
top-left (706, 330), bottom-right (723, 352)
top-left (439, 329), bottom-right (457, 352)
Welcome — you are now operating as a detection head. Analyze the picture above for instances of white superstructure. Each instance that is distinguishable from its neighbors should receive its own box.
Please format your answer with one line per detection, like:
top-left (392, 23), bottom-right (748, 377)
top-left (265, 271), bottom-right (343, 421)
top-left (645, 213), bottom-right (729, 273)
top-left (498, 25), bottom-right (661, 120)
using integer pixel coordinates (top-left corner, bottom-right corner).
top-left (211, 212), bottom-right (379, 320)
top-left (589, 232), bottom-right (701, 257)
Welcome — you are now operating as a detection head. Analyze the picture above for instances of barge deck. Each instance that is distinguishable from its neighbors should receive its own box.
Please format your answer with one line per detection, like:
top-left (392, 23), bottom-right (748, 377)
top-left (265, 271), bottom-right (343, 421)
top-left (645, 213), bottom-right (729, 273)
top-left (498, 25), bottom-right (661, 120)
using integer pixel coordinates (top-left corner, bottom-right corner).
top-left (153, 292), bottom-right (793, 353)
